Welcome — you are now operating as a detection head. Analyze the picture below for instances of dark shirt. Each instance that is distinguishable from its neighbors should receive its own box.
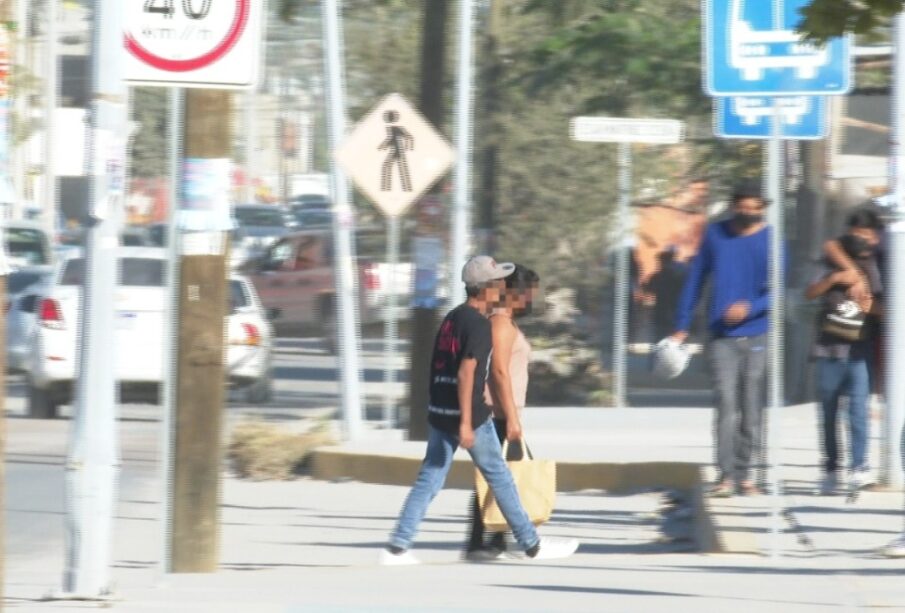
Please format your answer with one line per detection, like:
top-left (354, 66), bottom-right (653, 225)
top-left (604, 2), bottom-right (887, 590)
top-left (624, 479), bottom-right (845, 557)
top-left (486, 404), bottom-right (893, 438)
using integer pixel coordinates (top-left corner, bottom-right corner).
top-left (811, 256), bottom-right (882, 360)
top-left (427, 303), bottom-right (493, 434)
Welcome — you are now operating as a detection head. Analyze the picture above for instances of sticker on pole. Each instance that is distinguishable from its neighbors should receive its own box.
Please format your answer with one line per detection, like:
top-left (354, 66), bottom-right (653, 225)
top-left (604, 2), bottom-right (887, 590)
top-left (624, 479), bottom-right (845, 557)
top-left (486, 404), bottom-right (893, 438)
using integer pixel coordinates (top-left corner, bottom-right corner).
top-left (335, 93), bottom-right (455, 218)
top-left (124, 0), bottom-right (264, 89)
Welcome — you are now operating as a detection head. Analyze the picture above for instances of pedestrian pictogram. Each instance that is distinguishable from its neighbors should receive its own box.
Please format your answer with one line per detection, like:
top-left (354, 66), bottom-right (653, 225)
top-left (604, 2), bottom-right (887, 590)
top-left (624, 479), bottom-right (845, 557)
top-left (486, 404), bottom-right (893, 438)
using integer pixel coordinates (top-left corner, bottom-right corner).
top-left (379, 110), bottom-right (414, 192)
top-left (336, 93), bottom-right (454, 218)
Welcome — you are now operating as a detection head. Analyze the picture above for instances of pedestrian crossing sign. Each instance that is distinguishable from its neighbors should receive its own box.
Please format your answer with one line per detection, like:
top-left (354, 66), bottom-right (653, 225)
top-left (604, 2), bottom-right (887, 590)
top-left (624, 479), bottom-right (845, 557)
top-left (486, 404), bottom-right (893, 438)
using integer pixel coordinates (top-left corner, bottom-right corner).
top-left (335, 93), bottom-right (454, 218)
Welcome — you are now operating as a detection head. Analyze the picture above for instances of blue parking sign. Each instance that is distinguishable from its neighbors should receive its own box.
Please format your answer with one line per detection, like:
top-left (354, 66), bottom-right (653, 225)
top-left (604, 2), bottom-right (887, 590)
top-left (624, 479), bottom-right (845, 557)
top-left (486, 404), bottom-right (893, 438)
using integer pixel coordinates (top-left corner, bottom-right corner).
top-left (715, 96), bottom-right (827, 140)
top-left (704, 0), bottom-right (851, 96)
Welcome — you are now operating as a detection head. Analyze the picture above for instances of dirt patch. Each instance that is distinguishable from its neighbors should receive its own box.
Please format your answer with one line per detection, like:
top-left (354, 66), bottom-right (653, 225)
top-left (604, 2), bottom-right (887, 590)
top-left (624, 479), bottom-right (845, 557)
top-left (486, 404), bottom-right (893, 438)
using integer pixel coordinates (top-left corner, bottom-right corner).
top-left (228, 420), bottom-right (335, 480)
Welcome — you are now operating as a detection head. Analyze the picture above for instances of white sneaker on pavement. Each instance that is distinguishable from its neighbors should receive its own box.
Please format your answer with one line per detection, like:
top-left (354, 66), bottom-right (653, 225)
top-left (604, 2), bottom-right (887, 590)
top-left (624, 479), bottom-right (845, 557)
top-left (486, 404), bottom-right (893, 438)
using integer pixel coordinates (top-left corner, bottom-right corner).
top-left (529, 537), bottom-right (580, 560)
top-left (850, 467), bottom-right (875, 490)
top-left (378, 548), bottom-right (421, 566)
top-left (880, 534), bottom-right (905, 558)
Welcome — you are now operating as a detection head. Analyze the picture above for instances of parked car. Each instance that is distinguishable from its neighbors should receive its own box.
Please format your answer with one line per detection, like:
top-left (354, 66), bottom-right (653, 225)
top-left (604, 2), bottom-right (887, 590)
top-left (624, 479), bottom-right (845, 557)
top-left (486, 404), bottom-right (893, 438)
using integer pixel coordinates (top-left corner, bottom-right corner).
top-left (5, 265), bottom-right (52, 372)
top-left (239, 229), bottom-right (413, 348)
top-left (289, 194), bottom-right (330, 211)
top-left (291, 208), bottom-right (332, 229)
top-left (231, 204), bottom-right (296, 269)
top-left (227, 276), bottom-right (274, 404)
top-left (3, 221), bottom-right (52, 269)
top-left (25, 248), bottom-right (274, 417)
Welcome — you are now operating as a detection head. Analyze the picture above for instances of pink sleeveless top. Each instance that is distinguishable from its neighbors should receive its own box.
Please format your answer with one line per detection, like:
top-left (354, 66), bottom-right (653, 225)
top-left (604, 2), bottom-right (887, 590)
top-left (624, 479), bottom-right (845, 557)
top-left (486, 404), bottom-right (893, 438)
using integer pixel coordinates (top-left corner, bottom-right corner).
top-left (484, 317), bottom-right (531, 414)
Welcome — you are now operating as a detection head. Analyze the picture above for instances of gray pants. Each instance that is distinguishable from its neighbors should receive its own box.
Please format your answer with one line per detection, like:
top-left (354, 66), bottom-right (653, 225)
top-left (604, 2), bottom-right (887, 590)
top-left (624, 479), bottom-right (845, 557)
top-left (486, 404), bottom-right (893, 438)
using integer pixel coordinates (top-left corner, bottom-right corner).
top-left (709, 335), bottom-right (767, 483)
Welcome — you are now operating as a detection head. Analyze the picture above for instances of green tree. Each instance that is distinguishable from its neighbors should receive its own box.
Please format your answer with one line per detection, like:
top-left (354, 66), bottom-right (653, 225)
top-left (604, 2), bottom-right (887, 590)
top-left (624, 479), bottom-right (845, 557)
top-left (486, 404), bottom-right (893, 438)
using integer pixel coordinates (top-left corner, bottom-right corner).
top-left (130, 87), bottom-right (167, 178)
top-left (798, 0), bottom-right (902, 42)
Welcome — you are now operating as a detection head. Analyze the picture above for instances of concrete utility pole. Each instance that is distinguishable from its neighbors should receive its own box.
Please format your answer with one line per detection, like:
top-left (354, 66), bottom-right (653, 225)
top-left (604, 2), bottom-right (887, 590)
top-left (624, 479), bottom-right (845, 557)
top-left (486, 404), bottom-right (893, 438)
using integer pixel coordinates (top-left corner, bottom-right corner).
top-left (169, 90), bottom-right (231, 572)
top-left (59, 0), bottom-right (126, 598)
top-left (407, 0), bottom-right (449, 441)
top-left (883, 14), bottom-right (905, 489)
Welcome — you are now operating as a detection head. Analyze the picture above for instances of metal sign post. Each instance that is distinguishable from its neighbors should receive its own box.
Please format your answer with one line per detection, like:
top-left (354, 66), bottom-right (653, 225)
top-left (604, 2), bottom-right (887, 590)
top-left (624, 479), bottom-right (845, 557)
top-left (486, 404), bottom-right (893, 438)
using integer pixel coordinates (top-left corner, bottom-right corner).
top-left (571, 117), bottom-right (685, 409)
top-left (704, 0), bottom-right (853, 555)
top-left (336, 93), bottom-right (454, 428)
top-left (883, 14), bottom-right (905, 490)
top-left (765, 101), bottom-right (785, 560)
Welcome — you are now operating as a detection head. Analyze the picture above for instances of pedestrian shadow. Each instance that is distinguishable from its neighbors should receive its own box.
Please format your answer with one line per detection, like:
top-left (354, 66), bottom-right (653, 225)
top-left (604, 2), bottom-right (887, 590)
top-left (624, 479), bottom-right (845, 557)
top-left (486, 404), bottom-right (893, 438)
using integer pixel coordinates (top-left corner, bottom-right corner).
top-left (492, 584), bottom-right (693, 598)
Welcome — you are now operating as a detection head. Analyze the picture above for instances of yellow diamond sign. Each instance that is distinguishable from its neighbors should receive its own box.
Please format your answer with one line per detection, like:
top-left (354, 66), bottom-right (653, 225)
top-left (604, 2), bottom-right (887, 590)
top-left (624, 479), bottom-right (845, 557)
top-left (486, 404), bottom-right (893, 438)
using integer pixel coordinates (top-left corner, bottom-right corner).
top-left (335, 93), bottom-right (455, 218)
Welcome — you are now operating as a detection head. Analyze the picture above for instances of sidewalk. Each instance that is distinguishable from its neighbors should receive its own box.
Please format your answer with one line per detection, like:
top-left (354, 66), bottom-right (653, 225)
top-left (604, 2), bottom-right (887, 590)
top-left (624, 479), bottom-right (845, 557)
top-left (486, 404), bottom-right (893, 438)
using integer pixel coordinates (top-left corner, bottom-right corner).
top-left (6, 403), bottom-right (905, 612)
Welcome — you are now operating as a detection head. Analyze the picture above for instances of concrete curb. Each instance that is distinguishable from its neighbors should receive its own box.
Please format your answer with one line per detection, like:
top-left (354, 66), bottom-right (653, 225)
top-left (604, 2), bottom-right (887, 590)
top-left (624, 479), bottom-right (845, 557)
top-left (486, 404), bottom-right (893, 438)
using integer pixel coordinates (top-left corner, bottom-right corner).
top-left (308, 448), bottom-right (724, 553)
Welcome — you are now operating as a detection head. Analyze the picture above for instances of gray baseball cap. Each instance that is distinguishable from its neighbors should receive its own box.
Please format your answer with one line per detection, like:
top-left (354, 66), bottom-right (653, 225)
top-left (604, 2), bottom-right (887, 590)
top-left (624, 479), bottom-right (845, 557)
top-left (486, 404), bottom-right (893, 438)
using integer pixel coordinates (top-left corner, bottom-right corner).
top-left (462, 255), bottom-right (515, 285)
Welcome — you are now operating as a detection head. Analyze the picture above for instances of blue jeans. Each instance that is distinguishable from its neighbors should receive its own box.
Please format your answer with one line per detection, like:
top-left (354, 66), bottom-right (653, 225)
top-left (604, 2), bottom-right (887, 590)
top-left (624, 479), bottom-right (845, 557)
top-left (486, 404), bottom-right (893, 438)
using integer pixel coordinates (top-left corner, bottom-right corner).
top-left (816, 357), bottom-right (870, 473)
top-left (389, 419), bottom-right (540, 552)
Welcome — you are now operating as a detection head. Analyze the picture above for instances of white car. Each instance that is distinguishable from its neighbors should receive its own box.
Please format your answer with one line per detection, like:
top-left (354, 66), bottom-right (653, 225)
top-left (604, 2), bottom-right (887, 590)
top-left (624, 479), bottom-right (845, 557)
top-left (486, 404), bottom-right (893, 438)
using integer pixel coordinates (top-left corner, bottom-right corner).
top-left (25, 247), bottom-right (273, 417)
top-left (5, 265), bottom-right (52, 372)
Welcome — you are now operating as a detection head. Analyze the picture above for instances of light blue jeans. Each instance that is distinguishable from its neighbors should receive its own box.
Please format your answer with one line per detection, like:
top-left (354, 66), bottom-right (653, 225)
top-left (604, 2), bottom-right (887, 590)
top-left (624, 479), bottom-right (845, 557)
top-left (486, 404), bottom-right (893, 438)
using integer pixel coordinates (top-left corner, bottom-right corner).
top-left (389, 418), bottom-right (540, 552)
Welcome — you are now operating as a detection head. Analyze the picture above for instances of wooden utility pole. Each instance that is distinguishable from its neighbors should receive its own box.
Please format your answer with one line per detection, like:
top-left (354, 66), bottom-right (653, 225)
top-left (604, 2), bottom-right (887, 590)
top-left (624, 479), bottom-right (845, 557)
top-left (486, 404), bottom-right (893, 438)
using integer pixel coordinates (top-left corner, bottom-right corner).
top-left (170, 89), bottom-right (231, 572)
top-left (407, 0), bottom-right (449, 441)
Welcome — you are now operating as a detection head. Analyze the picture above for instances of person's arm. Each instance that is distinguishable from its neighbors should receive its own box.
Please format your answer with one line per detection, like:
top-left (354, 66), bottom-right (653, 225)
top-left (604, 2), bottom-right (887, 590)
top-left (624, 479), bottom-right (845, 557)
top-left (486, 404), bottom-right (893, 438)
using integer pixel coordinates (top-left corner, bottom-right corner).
top-left (805, 270), bottom-right (848, 301)
top-left (457, 357), bottom-right (477, 449)
top-left (488, 317), bottom-right (523, 442)
top-left (824, 238), bottom-right (867, 298)
top-left (672, 229), bottom-right (712, 342)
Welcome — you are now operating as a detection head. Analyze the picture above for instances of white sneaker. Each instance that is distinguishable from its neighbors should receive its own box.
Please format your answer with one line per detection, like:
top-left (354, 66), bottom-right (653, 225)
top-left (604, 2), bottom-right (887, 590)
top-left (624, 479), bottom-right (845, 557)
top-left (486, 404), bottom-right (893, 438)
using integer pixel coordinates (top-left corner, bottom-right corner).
top-left (529, 537), bottom-right (579, 560)
top-left (818, 473), bottom-right (839, 496)
top-left (850, 467), bottom-right (876, 490)
top-left (378, 548), bottom-right (420, 566)
top-left (881, 535), bottom-right (905, 558)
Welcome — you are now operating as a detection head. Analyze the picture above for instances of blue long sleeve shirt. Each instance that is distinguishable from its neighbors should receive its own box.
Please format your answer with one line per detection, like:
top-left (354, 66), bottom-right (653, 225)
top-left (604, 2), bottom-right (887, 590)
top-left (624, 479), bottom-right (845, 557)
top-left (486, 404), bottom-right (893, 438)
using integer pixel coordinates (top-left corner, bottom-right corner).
top-left (675, 220), bottom-right (772, 338)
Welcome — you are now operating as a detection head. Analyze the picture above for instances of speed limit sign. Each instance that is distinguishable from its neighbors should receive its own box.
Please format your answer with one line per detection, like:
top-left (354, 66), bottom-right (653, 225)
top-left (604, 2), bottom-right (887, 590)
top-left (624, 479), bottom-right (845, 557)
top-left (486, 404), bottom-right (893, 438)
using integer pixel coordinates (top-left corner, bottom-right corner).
top-left (124, 0), bottom-right (264, 88)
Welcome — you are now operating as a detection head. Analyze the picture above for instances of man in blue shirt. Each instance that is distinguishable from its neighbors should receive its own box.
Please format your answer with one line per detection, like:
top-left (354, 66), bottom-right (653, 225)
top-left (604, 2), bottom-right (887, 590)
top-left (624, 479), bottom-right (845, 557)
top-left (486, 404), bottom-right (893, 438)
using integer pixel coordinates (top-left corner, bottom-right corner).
top-left (671, 181), bottom-right (771, 497)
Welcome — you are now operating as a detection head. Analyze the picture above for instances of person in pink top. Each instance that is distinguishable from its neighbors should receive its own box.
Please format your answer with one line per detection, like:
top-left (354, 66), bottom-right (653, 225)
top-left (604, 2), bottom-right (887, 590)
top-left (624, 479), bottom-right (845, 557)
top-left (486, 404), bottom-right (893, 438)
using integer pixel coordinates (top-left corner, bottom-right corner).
top-left (464, 263), bottom-right (540, 561)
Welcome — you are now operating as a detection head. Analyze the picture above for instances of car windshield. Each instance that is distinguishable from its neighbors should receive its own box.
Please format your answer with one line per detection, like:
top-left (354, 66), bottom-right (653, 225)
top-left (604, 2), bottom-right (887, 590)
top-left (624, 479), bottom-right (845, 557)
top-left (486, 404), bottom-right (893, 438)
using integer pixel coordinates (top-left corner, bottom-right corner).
top-left (229, 279), bottom-right (249, 313)
top-left (61, 258), bottom-right (165, 287)
top-left (6, 228), bottom-right (47, 265)
top-left (234, 207), bottom-right (287, 228)
top-left (8, 270), bottom-right (45, 294)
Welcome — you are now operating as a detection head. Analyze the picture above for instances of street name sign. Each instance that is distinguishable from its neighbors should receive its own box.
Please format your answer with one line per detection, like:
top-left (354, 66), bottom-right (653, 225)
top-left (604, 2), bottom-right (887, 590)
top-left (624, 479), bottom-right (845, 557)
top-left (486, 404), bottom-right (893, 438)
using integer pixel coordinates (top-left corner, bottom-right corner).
top-left (704, 0), bottom-right (851, 96)
top-left (715, 95), bottom-right (827, 140)
top-left (570, 117), bottom-right (685, 144)
top-left (125, 0), bottom-right (264, 88)
top-left (335, 93), bottom-right (454, 218)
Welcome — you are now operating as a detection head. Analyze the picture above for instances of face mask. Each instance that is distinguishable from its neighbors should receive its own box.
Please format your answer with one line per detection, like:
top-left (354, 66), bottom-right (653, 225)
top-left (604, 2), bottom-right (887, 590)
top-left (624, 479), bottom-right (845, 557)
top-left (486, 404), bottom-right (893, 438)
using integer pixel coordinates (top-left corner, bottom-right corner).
top-left (734, 212), bottom-right (763, 228)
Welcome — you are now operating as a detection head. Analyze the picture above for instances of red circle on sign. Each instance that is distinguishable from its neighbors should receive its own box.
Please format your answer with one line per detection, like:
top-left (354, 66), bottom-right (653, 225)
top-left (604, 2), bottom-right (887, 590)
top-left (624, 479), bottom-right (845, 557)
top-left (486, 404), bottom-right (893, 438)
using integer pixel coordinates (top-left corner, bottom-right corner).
top-left (125, 0), bottom-right (250, 73)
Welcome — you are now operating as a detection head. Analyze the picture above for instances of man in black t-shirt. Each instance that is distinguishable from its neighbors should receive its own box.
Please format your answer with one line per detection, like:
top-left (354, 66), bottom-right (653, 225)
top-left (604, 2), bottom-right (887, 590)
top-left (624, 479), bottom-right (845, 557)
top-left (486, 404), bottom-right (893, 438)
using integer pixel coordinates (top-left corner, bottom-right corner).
top-left (380, 256), bottom-right (579, 565)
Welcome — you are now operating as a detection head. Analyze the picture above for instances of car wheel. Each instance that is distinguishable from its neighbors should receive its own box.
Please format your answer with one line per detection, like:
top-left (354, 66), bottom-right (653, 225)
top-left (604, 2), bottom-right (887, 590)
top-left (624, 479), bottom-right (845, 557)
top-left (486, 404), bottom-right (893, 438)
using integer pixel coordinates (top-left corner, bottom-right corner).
top-left (244, 364), bottom-right (273, 405)
top-left (27, 379), bottom-right (58, 419)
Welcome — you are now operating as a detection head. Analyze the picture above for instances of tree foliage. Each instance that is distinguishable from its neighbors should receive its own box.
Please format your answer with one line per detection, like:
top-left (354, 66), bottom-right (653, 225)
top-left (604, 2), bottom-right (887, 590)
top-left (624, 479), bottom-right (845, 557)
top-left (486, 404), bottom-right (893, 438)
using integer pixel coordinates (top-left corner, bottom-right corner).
top-left (798, 0), bottom-right (901, 42)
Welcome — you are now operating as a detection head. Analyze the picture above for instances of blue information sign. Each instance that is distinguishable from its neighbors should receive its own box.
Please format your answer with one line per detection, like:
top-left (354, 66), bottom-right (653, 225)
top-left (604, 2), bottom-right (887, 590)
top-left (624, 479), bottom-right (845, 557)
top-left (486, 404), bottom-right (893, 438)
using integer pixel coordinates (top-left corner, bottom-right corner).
top-left (714, 95), bottom-right (827, 140)
top-left (704, 0), bottom-right (851, 96)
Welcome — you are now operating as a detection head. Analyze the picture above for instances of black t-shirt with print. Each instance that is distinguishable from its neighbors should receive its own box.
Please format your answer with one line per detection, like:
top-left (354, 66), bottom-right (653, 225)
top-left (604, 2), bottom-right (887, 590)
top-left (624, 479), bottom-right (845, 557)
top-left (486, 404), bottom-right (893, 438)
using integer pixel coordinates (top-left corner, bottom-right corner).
top-left (427, 303), bottom-right (493, 434)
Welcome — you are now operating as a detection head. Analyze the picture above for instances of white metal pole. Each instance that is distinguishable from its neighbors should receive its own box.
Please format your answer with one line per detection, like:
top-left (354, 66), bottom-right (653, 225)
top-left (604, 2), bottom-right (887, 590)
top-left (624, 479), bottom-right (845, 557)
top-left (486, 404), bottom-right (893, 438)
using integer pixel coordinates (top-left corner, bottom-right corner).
top-left (766, 101), bottom-right (785, 559)
top-left (159, 87), bottom-right (183, 578)
top-left (244, 91), bottom-right (256, 203)
top-left (613, 142), bottom-right (630, 409)
top-left (11, 0), bottom-right (26, 219)
top-left (383, 215), bottom-right (400, 426)
top-left (883, 14), bottom-right (905, 489)
top-left (58, 0), bottom-right (126, 598)
top-left (448, 0), bottom-right (476, 308)
top-left (322, 0), bottom-right (364, 440)
top-left (42, 0), bottom-right (56, 235)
